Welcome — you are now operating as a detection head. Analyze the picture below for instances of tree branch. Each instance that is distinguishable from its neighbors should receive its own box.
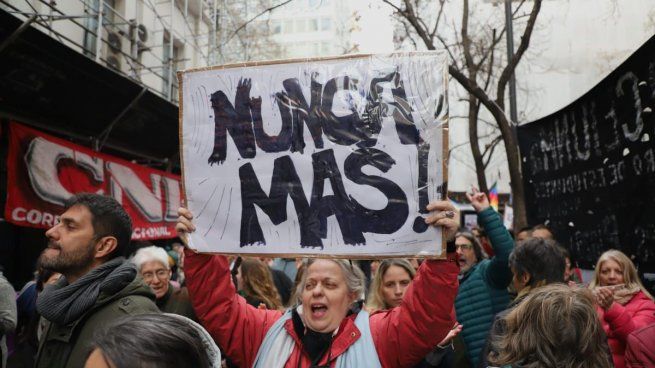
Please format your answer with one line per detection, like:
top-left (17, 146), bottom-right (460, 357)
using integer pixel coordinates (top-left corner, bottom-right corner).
top-left (430, 0), bottom-right (446, 39)
top-left (495, 0), bottom-right (542, 110)
top-left (461, 0), bottom-right (475, 71)
top-left (435, 34), bottom-right (460, 70)
top-left (387, 0), bottom-right (436, 49)
top-left (482, 135), bottom-right (503, 168)
top-left (382, 0), bottom-right (403, 14)
top-left (224, 0), bottom-right (294, 45)
top-left (399, 19), bottom-right (420, 49)
top-left (482, 33), bottom-right (496, 92)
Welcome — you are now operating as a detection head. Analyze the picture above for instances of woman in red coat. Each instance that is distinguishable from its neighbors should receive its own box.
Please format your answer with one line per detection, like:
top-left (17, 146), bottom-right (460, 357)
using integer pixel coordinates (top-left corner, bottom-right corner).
top-left (590, 250), bottom-right (655, 368)
top-left (176, 200), bottom-right (460, 368)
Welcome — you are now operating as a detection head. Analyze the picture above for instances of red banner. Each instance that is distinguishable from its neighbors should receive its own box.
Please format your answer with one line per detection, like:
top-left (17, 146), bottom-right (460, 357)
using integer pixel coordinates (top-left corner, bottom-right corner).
top-left (5, 122), bottom-right (182, 240)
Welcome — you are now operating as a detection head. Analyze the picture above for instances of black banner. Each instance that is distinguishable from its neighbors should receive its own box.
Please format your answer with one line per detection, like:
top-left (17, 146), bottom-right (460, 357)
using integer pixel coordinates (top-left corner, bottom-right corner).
top-left (518, 35), bottom-right (655, 271)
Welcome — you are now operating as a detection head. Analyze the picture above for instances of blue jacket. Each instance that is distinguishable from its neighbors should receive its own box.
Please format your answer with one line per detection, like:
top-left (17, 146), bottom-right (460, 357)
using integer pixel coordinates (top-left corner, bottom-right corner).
top-left (454, 207), bottom-right (513, 366)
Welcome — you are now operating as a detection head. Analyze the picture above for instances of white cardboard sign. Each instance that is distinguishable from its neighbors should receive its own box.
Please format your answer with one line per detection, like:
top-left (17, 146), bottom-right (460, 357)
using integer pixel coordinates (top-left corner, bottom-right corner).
top-left (179, 53), bottom-right (448, 258)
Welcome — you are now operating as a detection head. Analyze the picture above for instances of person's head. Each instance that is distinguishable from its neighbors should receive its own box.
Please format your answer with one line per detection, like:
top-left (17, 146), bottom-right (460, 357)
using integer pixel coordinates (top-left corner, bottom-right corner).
top-left (515, 226), bottom-right (533, 242)
top-left (40, 193), bottom-right (132, 281)
top-left (455, 231), bottom-right (485, 274)
top-left (238, 258), bottom-right (283, 310)
top-left (590, 249), bottom-right (654, 299)
top-left (132, 246), bottom-right (172, 299)
top-left (85, 314), bottom-right (213, 368)
top-left (531, 224), bottom-right (554, 240)
top-left (367, 259), bottom-right (416, 311)
top-left (296, 259), bottom-right (365, 333)
top-left (489, 284), bottom-right (612, 368)
top-left (509, 237), bottom-right (565, 295)
top-left (558, 246), bottom-right (575, 283)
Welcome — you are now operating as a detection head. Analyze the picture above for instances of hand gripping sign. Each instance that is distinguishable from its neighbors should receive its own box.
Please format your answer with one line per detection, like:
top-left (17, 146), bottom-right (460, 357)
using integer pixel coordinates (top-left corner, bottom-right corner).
top-left (178, 53), bottom-right (448, 258)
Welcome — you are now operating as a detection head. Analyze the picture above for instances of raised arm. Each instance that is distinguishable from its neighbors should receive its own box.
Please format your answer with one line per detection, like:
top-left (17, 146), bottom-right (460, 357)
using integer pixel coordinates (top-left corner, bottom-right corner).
top-left (467, 188), bottom-right (514, 289)
top-left (177, 209), bottom-right (282, 368)
top-left (370, 200), bottom-right (460, 367)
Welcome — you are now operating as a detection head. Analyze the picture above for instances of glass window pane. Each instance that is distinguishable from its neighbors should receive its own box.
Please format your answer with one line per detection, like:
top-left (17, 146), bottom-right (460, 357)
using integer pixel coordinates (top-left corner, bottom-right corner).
top-left (284, 19), bottom-right (294, 33)
top-left (296, 19), bottom-right (306, 32)
top-left (321, 17), bottom-right (331, 31)
top-left (308, 18), bottom-right (318, 31)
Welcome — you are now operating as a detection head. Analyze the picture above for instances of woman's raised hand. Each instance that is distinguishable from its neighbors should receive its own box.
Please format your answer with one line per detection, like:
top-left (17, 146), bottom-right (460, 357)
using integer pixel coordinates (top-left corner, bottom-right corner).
top-left (425, 200), bottom-right (460, 241)
top-left (466, 187), bottom-right (490, 213)
top-left (176, 207), bottom-right (196, 236)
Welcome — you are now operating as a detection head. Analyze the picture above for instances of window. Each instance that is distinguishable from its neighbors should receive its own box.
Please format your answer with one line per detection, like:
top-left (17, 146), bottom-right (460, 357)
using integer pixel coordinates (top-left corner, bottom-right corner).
top-left (283, 19), bottom-right (294, 33)
top-left (83, 0), bottom-right (117, 57)
top-left (308, 18), bottom-right (318, 32)
top-left (321, 41), bottom-right (331, 54)
top-left (162, 33), bottom-right (184, 101)
top-left (272, 20), bottom-right (281, 34)
top-left (320, 17), bottom-right (331, 31)
top-left (296, 19), bottom-right (306, 33)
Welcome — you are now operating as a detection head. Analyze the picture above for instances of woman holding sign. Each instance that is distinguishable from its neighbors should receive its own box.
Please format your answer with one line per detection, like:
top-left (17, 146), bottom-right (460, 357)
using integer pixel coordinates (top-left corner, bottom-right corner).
top-left (590, 250), bottom-right (655, 368)
top-left (176, 200), bottom-right (460, 368)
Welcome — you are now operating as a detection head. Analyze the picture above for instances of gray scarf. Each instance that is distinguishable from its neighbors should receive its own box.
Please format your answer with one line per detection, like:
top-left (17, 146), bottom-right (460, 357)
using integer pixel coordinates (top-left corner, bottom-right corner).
top-left (37, 257), bottom-right (136, 325)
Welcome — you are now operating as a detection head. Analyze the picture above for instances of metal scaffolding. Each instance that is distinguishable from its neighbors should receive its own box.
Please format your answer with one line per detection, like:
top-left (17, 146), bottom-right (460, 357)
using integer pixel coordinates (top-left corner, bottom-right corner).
top-left (0, 0), bottom-right (221, 104)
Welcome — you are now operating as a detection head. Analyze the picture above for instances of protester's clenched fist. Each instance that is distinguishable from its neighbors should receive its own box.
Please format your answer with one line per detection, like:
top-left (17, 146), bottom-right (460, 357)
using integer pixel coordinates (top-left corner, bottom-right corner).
top-left (424, 200), bottom-right (460, 241)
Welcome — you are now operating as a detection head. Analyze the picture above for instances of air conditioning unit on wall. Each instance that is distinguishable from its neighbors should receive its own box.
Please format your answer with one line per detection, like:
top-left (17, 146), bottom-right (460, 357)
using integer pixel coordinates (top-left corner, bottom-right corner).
top-left (105, 30), bottom-right (123, 71)
top-left (129, 21), bottom-right (149, 52)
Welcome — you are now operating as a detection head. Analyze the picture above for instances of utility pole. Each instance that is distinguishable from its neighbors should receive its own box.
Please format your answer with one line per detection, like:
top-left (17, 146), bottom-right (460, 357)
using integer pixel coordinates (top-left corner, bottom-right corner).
top-left (505, 0), bottom-right (519, 211)
top-left (504, 0), bottom-right (518, 125)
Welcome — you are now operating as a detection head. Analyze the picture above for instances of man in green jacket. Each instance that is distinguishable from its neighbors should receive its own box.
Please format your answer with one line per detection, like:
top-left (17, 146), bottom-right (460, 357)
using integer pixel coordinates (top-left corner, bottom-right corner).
top-left (453, 188), bottom-right (514, 367)
top-left (35, 193), bottom-right (159, 368)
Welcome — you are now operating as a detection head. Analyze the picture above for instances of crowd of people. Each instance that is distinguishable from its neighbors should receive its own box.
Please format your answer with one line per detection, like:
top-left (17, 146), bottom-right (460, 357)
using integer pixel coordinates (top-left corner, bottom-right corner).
top-left (0, 190), bottom-right (654, 367)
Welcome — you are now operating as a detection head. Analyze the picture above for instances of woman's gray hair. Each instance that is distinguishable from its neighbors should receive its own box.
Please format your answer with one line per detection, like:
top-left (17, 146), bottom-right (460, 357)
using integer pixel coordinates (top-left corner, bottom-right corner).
top-left (132, 246), bottom-right (170, 272)
top-left (295, 259), bottom-right (366, 305)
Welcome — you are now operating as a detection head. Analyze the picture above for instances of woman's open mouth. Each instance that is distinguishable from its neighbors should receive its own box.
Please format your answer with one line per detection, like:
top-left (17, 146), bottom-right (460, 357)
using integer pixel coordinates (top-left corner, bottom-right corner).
top-left (311, 303), bottom-right (328, 318)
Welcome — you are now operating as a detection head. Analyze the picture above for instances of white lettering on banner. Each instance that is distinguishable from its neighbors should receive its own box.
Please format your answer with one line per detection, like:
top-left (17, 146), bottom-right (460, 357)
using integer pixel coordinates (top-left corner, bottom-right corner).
top-left (11, 207), bottom-right (60, 226)
top-left (106, 163), bottom-right (164, 222)
top-left (25, 138), bottom-right (75, 206)
top-left (527, 68), bottom-right (652, 177)
top-left (74, 151), bottom-right (106, 184)
top-left (22, 136), bottom-right (181, 223)
top-left (132, 226), bottom-right (173, 239)
top-left (162, 176), bottom-right (181, 222)
top-left (616, 72), bottom-right (644, 142)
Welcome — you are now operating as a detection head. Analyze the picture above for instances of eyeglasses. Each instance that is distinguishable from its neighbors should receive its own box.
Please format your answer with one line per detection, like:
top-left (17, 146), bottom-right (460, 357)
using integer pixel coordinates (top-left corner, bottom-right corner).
top-left (142, 269), bottom-right (169, 282)
top-left (455, 243), bottom-right (473, 250)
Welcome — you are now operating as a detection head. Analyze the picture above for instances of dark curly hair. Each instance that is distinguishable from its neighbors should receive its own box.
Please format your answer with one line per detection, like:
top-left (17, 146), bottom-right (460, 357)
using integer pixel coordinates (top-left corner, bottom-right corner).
top-left (64, 193), bottom-right (132, 259)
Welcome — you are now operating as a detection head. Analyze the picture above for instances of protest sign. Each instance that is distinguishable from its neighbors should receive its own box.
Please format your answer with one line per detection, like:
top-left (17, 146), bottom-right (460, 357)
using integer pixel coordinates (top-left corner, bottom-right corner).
top-left (518, 35), bottom-right (655, 271)
top-left (179, 53), bottom-right (448, 258)
top-left (5, 122), bottom-right (182, 240)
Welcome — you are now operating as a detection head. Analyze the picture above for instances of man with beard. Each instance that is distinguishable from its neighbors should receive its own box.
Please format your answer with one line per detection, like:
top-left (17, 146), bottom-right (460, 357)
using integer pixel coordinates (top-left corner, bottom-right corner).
top-left (35, 193), bottom-right (159, 368)
top-left (453, 188), bottom-right (514, 367)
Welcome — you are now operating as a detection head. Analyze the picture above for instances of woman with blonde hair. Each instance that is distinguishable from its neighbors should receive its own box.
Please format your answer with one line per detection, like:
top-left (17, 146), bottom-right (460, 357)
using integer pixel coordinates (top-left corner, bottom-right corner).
top-left (236, 258), bottom-right (283, 310)
top-left (489, 284), bottom-right (612, 368)
top-left (589, 249), bottom-right (655, 368)
top-left (367, 258), bottom-right (462, 368)
top-left (366, 259), bottom-right (416, 311)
